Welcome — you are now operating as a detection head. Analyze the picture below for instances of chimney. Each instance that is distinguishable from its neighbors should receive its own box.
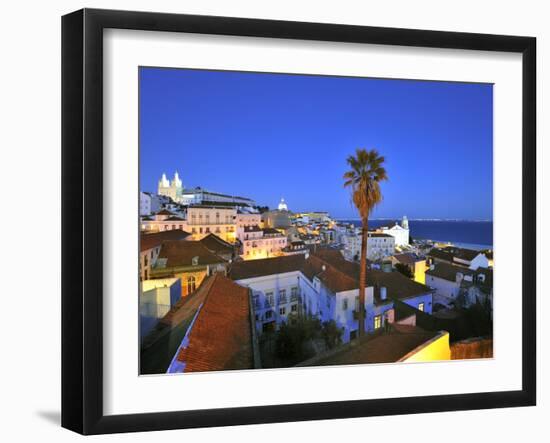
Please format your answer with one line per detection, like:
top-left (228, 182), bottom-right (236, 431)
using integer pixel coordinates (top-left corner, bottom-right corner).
top-left (380, 286), bottom-right (387, 301)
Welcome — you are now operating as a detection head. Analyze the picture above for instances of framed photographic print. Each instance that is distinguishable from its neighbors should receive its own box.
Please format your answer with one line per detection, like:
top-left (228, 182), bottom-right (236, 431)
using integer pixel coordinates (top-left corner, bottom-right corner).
top-left (61, 8), bottom-right (536, 435)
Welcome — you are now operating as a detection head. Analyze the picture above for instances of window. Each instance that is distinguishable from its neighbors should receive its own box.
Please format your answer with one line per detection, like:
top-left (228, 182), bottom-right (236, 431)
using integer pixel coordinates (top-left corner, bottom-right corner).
top-left (291, 304), bottom-right (298, 312)
top-left (342, 299), bottom-right (348, 310)
top-left (418, 302), bottom-right (425, 312)
top-left (374, 315), bottom-right (382, 330)
top-left (279, 289), bottom-right (287, 304)
top-left (265, 310), bottom-right (273, 320)
top-left (187, 276), bottom-right (196, 294)
top-left (279, 307), bottom-right (286, 316)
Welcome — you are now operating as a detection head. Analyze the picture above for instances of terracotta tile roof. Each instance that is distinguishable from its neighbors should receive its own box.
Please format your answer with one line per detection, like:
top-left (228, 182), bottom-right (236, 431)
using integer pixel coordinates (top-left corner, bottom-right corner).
top-left (392, 253), bottom-right (422, 265)
top-left (229, 255), bottom-right (306, 280)
top-left (426, 262), bottom-right (470, 282)
top-left (368, 270), bottom-right (433, 303)
top-left (298, 324), bottom-right (441, 366)
top-left (140, 279), bottom-right (212, 374)
top-left (157, 240), bottom-right (227, 268)
top-left (304, 252), bottom-right (432, 300)
top-left (426, 262), bottom-right (493, 291)
top-left (165, 216), bottom-right (185, 221)
top-left (200, 233), bottom-right (234, 255)
top-left (428, 246), bottom-right (480, 263)
top-left (140, 230), bottom-right (191, 251)
top-left (177, 274), bottom-right (253, 372)
top-left (156, 209), bottom-right (175, 216)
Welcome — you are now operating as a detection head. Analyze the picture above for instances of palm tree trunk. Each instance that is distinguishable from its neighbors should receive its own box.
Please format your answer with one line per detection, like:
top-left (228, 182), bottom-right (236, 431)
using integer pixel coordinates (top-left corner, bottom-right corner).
top-left (358, 218), bottom-right (369, 339)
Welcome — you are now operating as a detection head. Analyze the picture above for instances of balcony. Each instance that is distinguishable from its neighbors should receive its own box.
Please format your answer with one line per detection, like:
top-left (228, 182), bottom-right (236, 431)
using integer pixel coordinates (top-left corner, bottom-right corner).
top-left (188, 220), bottom-right (234, 226)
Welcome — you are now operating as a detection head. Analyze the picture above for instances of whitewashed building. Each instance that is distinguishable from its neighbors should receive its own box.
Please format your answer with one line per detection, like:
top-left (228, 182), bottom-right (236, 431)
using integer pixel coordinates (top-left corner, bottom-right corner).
top-left (342, 230), bottom-right (396, 261)
top-left (425, 261), bottom-right (493, 309)
top-left (229, 251), bottom-right (433, 343)
top-left (380, 216), bottom-right (410, 247)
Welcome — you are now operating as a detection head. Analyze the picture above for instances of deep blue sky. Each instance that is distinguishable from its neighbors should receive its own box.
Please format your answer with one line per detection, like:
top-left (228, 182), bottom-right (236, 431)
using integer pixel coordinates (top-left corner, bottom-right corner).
top-left (139, 67), bottom-right (493, 220)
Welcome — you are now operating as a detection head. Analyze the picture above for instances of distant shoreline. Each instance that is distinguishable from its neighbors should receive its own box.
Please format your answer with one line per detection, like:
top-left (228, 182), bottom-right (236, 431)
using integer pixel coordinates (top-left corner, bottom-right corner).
top-left (339, 219), bottom-right (493, 249)
top-left (334, 218), bottom-right (493, 223)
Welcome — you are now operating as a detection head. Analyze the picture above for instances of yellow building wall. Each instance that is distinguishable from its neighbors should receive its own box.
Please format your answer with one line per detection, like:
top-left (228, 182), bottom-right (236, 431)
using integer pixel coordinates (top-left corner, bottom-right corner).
top-left (401, 331), bottom-right (451, 363)
top-left (414, 260), bottom-right (427, 284)
top-left (175, 269), bottom-right (208, 298)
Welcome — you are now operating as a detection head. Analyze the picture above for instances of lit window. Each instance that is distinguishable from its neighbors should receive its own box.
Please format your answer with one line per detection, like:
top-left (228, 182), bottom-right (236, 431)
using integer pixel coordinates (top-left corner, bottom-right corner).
top-left (374, 315), bottom-right (382, 330)
top-left (187, 276), bottom-right (196, 294)
top-left (418, 302), bottom-right (425, 312)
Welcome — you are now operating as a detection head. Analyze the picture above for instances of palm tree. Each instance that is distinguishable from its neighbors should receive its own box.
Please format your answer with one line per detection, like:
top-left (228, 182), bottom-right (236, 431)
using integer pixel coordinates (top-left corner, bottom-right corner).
top-left (343, 148), bottom-right (387, 339)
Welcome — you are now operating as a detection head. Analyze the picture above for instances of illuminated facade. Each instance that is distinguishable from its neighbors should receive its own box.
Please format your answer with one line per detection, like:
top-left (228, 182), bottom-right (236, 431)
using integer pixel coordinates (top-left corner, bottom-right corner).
top-left (186, 206), bottom-right (237, 243)
top-left (238, 226), bottom-right (287, 260)
top-left (157, 171), bottom-right (183, 202)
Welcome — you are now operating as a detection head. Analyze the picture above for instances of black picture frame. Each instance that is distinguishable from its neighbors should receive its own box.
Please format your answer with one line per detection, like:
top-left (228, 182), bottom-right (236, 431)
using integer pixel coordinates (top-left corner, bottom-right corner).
top-left (62, 8), bottom-right (536, 435)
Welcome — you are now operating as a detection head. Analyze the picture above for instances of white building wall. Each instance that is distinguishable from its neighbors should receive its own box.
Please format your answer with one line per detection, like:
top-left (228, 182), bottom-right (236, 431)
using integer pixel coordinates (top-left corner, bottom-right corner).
top-left (140, 192), bottom-right (151, 216)
top-left (426, 274), bottom-right (460, 307)
top-left (236, 272), bottom-right (303, 333)
top-left (468, 254), bottom-right (491, 270)
top-left (381, 225), bottom-right (409, 247)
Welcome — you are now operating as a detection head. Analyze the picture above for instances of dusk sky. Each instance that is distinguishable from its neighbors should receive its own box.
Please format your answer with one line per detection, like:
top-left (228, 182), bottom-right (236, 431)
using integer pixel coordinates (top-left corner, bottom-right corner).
top-left (139, 67), bottom-right (493, 220)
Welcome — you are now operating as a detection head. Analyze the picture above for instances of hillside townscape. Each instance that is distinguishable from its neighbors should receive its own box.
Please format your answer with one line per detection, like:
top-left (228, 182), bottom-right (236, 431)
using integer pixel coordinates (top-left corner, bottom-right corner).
top-left (139, 162), bottom-right (493, 374)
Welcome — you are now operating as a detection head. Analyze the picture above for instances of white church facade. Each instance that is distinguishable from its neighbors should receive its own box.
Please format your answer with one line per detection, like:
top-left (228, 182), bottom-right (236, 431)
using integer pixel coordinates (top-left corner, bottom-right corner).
top-left (156, 171), bottom-right (256, 207)
top-left (380, 216), bottom-right (410, 247)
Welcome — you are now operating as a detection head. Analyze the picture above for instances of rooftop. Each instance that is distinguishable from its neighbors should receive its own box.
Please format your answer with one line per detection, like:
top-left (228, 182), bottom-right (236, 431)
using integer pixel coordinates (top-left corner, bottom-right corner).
top-left (200, 233), bottom-right (234, 256)
top-left (176, 274), bottom-right (253, 373)
top-left (155, 240), bottom-right (227, 269)
top-left (142, 278), bottom-right (179, 292)
top-left (140, 230), bottom-right (191, 252)
top-left (298, 324), bottom-right (442, 366)
top-left (229, 255), bottom-right (306, 281)
top-left (140, 279), bottom-right (211, 374)
top-left (392, 253), bottom-right (423, 265)
top-left (428, 246), bottom-right (483, 263)
top-left (155, 209), bottom-right (175, 216)
top-left (426, 261), bottom-right (493, 288)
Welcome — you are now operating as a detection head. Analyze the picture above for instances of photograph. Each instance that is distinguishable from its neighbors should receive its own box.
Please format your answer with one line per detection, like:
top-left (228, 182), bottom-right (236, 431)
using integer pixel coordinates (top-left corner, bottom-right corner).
top-left (138, 67), bottom-right (494, 375)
